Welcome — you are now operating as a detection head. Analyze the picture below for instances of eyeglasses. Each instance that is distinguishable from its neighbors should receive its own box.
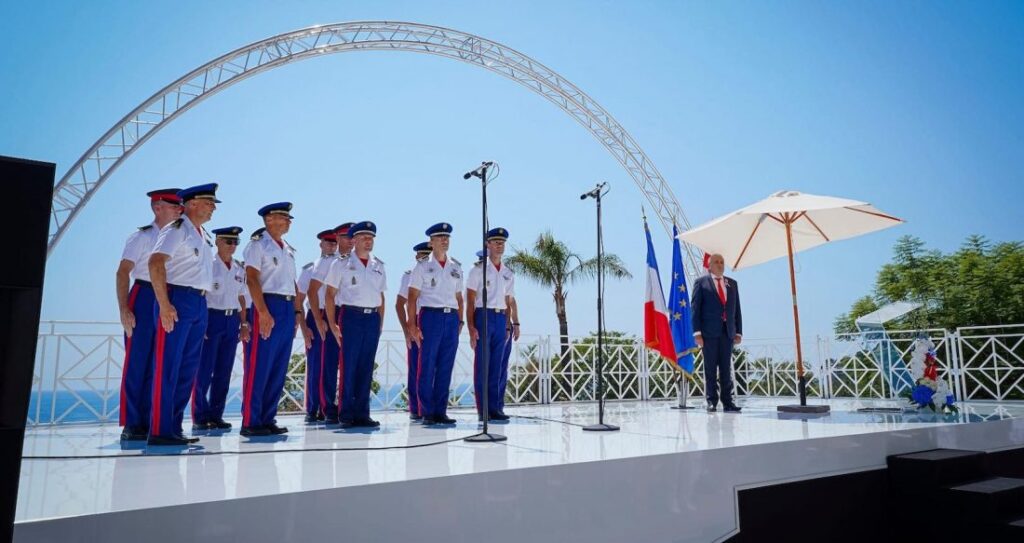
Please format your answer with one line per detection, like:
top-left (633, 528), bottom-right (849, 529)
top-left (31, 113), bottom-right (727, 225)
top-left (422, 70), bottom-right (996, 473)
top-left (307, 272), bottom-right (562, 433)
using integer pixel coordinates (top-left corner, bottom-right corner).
top-left (222, 239), bottom-right (240, 246)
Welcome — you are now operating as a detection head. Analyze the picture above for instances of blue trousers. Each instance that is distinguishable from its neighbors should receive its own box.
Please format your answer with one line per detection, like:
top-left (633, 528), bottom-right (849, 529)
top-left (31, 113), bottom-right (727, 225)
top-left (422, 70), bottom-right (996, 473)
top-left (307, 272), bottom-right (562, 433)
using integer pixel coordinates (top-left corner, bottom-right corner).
top-left (416, 308), bottom-right (459, 418)
top-left (702, 323), bottom-right (736, 407)
top-left (498, 328), bottom-right (513, 410)
top-left (192, 309), bottom-right (240, 424)
top-left (243, 296), bottom-right (296, 429)
top-left (305, 309), bottom-right (341, 418)
top-left (339, 307), bottom-right (381, 422)
top-left (407, 342), bottom-right (420, 416)
top-left (150, 285), bottom-right (207, 438)
top-left (473, 310), bottom-right (507, 416)
top-left (121, 280), bottom-right (156, 429)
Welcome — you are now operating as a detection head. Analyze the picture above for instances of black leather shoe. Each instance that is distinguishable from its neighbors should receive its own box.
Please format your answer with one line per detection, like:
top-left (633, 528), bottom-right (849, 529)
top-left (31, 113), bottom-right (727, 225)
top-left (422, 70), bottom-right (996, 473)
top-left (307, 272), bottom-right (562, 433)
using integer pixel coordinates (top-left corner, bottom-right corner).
top-left (324, 416), bottom-right (340, 425)
top-left (339, 420), bottom-right (356, 429)
top-left (436, 415), bottom-right (457, 425)
top-left (211, 419), bottom-right (232, 429)
top-left (707, 404), bottom-right (718, 412)
top-left (354, 418), bottom-right (380, 428)
top-left (492, 412), bottom-right (510, 420)
top-left (421, 416), bottom-right (437, 425)
top-left (178, 434), bottom-right (200, 444)
top-left (267, 424), bottom-right (288, 435)
top-left (240, 426), bottom-right (272, 437)
top-left (316, 413), bottom-right (326, 421)
top-left (304, 414), bottom-right (318, 423)
top-left (120, 426), bottom-right (147, 441)
top-left (147, 435), bottom-right (191, 446)
top-left (723, 405), bottom-right (742, 413)
top-left (192, 422), bottom-right (212, 431)
top-left (410, 414), bottom-right (423, 421)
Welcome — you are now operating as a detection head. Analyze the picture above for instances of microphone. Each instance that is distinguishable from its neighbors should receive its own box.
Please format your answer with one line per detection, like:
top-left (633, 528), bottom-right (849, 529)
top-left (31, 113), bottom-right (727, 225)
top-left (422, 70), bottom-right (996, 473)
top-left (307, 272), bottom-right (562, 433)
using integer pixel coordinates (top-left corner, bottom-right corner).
top-left (463, 161), bottom-right (494, 179)
top-left (580, 182), bottom-right (607, 200)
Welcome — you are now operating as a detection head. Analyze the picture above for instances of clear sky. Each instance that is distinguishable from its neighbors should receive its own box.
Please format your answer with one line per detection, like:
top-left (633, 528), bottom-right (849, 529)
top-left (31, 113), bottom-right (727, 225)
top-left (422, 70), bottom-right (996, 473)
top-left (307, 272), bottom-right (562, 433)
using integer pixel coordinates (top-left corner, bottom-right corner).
top-left (2, 0), bottom-right (1022, 343)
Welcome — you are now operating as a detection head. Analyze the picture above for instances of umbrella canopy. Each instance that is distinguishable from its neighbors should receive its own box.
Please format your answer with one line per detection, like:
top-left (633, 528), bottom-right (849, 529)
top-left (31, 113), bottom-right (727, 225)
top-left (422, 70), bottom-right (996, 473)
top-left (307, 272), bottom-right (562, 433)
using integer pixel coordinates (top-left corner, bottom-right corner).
top-left (677, 190), bottom-right (903, 408)
top-left (678, 190), bottom-right (902, 270)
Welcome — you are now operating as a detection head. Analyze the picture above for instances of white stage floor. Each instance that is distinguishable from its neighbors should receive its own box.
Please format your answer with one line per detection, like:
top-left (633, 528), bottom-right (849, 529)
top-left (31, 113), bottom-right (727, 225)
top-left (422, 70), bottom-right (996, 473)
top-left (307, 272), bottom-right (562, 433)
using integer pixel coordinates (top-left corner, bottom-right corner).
top-left (15, 398), bottom-right (1024, 542)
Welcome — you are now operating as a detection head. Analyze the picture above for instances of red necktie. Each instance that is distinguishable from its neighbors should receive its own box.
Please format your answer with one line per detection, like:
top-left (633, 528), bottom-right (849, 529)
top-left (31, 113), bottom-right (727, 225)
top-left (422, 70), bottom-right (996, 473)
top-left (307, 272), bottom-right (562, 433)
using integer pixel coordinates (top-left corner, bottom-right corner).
top-left (715, 277), bottom-right (727, 321)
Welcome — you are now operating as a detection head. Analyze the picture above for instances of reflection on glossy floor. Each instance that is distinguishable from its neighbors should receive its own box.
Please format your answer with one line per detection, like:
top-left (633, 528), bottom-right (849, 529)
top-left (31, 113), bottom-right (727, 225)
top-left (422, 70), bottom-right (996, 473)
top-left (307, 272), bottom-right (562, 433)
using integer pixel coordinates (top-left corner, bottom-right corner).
top-left (16, 398), bottom-right (1024, 523)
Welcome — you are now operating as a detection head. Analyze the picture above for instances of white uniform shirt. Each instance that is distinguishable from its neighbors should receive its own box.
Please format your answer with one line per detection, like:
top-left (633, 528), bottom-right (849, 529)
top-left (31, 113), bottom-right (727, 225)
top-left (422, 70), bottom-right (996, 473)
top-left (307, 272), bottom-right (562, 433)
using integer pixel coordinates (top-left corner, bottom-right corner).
top-left (151, 215), bottom-right (214, 291)
top-left (323, 254), bottom-right (387, 308)
top-left (243, 234), bottom-right (298, 296)
top-left (207, 258), bottom-right (246, 310)
top-left (408, 255), bottom-right (464, 309)
top-left (398, 269), bottom-right (424, 311)
top-left (120, 222), bottom-right (160, 282)
top-left (466, 259), bottom-right (515, 309)
top-left (297, 262), bottom-right (314, 308)
top-left (302, 254), bottom-right (337, 309)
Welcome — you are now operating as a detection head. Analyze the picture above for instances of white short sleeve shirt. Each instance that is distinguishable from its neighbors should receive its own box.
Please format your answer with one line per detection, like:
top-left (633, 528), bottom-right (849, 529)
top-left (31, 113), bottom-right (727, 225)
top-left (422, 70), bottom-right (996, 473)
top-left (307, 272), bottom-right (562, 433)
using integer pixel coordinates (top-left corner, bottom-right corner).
top-left (120, 222), bottom-right (160, 282)
top-left (323, 254), bottom-right (387, 308)
top-left (207, 258), bottom-right (246, 310)
top-left (151, 215), bottom-right (214, 291)
top-left (408, 256), bottom-right (463, 309)
top-left (466, 259), bottom-right (515, 309)
top-left (243, 235), bottom-right (298, 296)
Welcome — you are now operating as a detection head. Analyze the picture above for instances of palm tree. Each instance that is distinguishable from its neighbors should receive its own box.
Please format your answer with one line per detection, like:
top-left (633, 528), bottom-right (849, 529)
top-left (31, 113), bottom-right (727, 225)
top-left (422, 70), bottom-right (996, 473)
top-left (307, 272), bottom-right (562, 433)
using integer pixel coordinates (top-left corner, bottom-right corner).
top-left (505, 231), bottom-right (632, 356)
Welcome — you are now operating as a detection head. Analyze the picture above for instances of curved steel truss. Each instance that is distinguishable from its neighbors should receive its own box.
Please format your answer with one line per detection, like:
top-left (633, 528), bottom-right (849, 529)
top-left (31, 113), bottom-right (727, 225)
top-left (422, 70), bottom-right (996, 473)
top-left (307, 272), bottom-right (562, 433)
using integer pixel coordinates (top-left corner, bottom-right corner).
top-left (48, 21), bottom-right (701, 278)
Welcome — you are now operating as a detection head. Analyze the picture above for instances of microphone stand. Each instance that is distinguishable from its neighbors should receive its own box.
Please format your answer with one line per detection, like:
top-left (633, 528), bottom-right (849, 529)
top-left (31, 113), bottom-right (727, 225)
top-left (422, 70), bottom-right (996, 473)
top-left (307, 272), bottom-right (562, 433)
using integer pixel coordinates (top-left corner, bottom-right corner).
top-left (583, 183), bottom-right (619, 432)
top-left (464, 161), bottom-right (507, 443)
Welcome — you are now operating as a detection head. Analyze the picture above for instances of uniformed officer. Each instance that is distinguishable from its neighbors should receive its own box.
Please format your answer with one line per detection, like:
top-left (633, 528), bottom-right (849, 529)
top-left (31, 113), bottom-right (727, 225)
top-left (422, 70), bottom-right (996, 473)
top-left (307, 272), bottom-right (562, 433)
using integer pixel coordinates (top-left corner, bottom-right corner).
top-left (116, 188), bottom-right (182, 441)
top-left (466, 227), bottom-right (518, 421)
top-left (323, 221), bottom-right (387, 428)
top-left (298, 229), bottom-right (339, 423)
top-left (191, 226), bottom-right (248, 431)
top-left (301, 221), bottom-right (354, 422)
top-left (396, 241), bottom-right (432, 421)
top-left (406, 223), bottom-right (464, 426)
top-left (147, 183), bottom-right (219, 446)
top-left (241, 203), bottom-right (311, 437)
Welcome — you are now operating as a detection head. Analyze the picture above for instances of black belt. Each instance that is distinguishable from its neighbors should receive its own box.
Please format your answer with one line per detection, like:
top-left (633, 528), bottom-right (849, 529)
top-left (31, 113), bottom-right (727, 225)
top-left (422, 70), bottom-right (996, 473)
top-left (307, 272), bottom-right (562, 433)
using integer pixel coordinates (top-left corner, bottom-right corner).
top-left (342, 305), bottom-right (379, 314)
top-left (422, 306), bottom-right (458, 314)
top-left (265, 293), bottom-right (295, 301)
top-left (209, 308), bottom-right (239, 316)
top-left (168, 284), bottom-right (206, 296)
top-left (134, 279), bottom-right (152, 287)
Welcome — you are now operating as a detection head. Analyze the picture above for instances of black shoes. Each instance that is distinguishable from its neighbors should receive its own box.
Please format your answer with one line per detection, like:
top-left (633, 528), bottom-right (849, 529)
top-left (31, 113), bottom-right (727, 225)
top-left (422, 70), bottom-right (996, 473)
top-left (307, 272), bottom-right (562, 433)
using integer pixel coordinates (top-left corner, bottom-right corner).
top-left (120, 426), bottom-right (148, 441)
top-left (430, 415), bottom-right (456, 425)
top-left (707, 404), bottom-right (718, 412)
top-left (492, 411), bottom-right (510, 421)
top-left (147, 434), bottom-right (198, 446)
top-left (192, 422), bottom-right (213, 431)
top-left (240, 426), bottom-right (272, 437)
top-left (267, 424), bottom-right (288, 435)
top-left (410, 414), bottom-right (423, 422)
top-left (354, 418), bottom-right (380, 428)
top-left (324, 416), bottom-right (340, 425)
top-left (303, 414), bottom-right (319, 423)
top-left (723, 405), bottom-right (742, 413)
top-left (210, 419), bottom-right (232, 429)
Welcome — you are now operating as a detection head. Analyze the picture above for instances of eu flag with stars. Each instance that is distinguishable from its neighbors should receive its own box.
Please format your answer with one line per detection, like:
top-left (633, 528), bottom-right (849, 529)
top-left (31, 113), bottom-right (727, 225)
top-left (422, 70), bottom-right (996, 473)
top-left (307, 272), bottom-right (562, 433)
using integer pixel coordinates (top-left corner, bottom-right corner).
top-left (669, 224), bottom-right (698, 375)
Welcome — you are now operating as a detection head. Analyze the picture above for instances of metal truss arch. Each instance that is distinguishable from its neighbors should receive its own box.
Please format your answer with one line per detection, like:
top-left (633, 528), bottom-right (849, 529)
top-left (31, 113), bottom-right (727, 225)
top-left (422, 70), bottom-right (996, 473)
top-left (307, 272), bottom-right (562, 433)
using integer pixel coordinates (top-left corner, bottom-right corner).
top-left (48, 21), bottom-right (701, 278)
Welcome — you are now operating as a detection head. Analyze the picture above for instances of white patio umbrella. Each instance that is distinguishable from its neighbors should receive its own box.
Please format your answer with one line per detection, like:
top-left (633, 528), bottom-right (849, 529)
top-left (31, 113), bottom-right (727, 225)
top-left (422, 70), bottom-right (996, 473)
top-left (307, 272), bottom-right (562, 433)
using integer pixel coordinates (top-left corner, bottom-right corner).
top-left (678, 190), bottom-right (903, 411)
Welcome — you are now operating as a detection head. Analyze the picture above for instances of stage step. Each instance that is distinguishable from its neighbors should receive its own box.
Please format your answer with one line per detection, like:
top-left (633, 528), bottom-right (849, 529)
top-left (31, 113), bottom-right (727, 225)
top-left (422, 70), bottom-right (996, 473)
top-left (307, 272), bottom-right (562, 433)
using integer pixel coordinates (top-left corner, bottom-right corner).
top-left (947, 477), bottom-right (1024, 523)
top-left (886, 448), bottom-right (986, 488)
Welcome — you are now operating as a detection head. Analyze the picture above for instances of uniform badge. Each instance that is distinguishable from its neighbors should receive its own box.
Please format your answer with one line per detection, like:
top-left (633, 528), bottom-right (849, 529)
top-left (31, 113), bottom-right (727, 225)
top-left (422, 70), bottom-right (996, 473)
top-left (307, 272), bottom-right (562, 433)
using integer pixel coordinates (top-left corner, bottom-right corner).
top-left (486, 280), bottom-right (491, 288)
top-left (213, 282), bottom-right (220, 290)
top-left (351, 276), bottom-right (357, 286)
top-left (451, 270), bottom-right (461, 279)
top-left (430, 277), bottom-right (437, 288)
top-left (193, 248), bottom-right (199, 257)
top-left (273, 256), bottom-right (278, 266)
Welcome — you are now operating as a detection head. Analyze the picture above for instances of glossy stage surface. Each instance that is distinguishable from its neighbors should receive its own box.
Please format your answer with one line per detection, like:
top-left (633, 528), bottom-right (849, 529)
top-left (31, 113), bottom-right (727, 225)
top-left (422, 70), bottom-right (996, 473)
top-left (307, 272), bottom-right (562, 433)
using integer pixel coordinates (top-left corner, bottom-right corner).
top-left (16, 398), bottom-right (1024, 542)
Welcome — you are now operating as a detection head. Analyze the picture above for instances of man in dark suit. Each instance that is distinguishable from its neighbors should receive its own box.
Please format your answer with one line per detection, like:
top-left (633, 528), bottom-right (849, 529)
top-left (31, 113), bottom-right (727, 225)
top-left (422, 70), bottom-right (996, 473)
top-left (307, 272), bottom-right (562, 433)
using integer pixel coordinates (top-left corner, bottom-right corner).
top-left (691, 254), bottom-right (743, 413)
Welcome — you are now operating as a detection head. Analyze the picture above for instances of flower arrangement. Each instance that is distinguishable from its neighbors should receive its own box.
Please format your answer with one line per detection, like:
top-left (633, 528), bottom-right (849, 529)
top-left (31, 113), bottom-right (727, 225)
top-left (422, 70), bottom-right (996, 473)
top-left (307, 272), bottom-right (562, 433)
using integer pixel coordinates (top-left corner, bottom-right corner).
top-left (901, 337), bottom-right (958, 413)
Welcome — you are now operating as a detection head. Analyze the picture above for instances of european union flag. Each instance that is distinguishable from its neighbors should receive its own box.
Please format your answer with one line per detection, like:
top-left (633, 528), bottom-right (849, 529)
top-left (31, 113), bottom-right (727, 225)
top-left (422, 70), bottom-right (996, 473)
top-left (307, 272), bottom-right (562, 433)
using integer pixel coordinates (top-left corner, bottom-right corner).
top-left (669, 224), bottom-right (698, 375)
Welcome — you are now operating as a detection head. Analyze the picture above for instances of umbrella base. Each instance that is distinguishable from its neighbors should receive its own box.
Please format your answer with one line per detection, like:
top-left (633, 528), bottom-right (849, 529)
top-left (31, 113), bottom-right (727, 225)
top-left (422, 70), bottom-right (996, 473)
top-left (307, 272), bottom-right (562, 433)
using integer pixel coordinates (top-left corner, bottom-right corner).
top-left (671, 405), bottom-right (696, 410)
top-left (777, 404), bottom-right (831, 414)
top-left (582, 423), bottom-right (620, 432)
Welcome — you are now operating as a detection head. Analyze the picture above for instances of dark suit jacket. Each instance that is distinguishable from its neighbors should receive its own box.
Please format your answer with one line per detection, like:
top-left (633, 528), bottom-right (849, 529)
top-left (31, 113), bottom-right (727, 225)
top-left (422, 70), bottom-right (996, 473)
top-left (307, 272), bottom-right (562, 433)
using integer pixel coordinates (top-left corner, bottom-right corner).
top-left (690, 274), bottom-right (743, 339)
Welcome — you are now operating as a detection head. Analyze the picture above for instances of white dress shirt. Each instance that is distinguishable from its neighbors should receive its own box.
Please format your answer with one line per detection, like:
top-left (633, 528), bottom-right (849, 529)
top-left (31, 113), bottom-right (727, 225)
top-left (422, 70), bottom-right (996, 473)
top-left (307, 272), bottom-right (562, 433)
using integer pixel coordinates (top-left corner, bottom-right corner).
top-left (408, 255), bottom-right (464, 309)
top-left (323, 254), bottom-right (387, 308)
top-left (465, 259), bottom-right (515, 309)
top-left (120, 222), bottom-right (160, 282)
top-left (207, 258), bottom-right (246, 310)
top-left (151, 215), bottom-right (214, 291)
top-left (243, 234), bottom-right (298, 296)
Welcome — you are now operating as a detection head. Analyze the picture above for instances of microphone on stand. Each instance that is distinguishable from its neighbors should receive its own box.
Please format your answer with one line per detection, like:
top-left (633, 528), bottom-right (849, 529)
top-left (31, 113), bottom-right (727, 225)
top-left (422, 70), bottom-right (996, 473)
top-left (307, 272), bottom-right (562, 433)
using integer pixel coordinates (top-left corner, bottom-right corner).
top-left (463, 161), bottom-right (494, 180)
top-left (580, 182), bottom-right (608, 200)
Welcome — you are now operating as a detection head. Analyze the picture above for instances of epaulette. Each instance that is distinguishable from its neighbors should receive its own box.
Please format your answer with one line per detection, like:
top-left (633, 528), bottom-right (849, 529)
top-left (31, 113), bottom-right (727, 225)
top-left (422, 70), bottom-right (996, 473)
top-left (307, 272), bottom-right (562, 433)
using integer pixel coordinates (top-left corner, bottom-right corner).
top-left (284, 240), bottom-right (296, 252)
top-left (138, 224), bottom-right (153, 231)
top-left (250, 227), bottom-right (265, 241)
top-left (233, 259), bottom-right (243, 268)
top-left (374, 256), bottom-right (385, 265)
top-left (474, 260), bottom-right (483, 267)
top-left (338, 253), bottom-right (350, 260)
top-left (171, 218), bottom-right (185, 229)
top-left (451, 257), bottom-right (461, 266)
top-left (302, 262), bottom-right (314, 270)
top-left (403, 270), bottom-right (412, 275)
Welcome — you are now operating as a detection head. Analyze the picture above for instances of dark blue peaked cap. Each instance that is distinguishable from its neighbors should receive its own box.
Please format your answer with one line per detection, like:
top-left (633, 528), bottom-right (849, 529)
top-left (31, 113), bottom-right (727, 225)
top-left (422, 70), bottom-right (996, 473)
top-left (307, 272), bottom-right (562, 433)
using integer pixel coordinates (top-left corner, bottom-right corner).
top-left (414, 241), bottom-right (432, 253)
top-left (349, 221), bottom-right (377, 237)
top-left (425, 222), bottom-right (453, 237)
top-left (486, 227), bottom-right (509, 241)
top-left (178, 183), bottom-right (221, 203)
top-left (212, 226), bottom-right (243, 238)
top-left (258, 202), bottom-right (293, 219)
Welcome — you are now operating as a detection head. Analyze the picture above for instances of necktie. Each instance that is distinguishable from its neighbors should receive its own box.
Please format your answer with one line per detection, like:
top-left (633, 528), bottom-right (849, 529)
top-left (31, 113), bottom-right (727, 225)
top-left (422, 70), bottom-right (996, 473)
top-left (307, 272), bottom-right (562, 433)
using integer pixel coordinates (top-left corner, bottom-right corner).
top-left (715, 278), bottom-right (727, 321)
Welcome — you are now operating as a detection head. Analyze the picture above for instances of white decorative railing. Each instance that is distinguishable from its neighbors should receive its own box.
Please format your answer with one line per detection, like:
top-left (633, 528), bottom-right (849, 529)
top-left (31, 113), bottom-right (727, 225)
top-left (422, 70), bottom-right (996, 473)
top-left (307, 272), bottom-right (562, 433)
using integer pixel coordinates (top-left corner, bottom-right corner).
top-left (27, 321), bottom-right (1024, 426)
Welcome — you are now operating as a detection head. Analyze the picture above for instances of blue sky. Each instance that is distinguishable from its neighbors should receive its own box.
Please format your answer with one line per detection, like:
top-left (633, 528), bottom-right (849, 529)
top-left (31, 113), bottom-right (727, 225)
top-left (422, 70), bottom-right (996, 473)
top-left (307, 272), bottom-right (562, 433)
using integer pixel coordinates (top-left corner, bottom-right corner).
top-left (2, 1), bottom-right (1022, 342)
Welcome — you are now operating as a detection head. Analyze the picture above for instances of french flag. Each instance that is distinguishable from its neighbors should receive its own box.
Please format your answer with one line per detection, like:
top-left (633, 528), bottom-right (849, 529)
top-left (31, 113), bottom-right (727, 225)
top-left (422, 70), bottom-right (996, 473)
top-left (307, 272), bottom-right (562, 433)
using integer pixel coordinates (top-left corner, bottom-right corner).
top-left (643, 223), bottom-right (676, 362)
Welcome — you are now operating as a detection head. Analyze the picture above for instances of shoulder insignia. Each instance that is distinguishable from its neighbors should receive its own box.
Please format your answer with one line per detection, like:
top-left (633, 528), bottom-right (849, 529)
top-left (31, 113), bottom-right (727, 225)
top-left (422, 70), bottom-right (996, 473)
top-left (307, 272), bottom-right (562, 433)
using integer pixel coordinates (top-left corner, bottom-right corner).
top-left (138, 224), bottom-right (153, 231)
top-left (250, 227), bottom-right (266, 241)
top-left (403, 270), bottom-right (412, 275)
top-left (233, 259), bottom-right (243, 268)
top-left (284, 240), bottom-right (296, 252)
top-left (338, 253), bottom-right (350, 260)
top-left (303, 262), bottom-right (314, 270)
top-left (374, 256), bottom-right (385, 265)
top-left (451, 257), bottom-right (462, 266)
top-left (171, 218), bottom-right (184, 229)
top-left (474, 261), bottom-right (483, 267)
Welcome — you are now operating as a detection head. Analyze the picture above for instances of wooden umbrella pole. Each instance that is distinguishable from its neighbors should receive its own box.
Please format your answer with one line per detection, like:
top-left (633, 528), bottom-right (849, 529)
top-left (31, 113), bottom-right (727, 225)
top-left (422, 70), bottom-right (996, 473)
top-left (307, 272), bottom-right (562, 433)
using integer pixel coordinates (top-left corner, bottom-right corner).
top-left (785, 216), bottom-right (807, 405)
